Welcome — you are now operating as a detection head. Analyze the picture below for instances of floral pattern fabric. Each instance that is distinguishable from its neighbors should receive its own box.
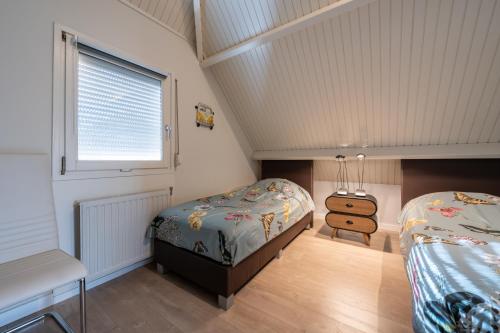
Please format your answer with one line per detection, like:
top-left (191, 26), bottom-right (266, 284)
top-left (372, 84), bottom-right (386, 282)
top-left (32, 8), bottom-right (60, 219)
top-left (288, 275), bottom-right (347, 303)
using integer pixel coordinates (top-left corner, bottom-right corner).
top-left (151, 178), bottom-right (314, 266)
top-left (399, 192), bottom-right (500, 333)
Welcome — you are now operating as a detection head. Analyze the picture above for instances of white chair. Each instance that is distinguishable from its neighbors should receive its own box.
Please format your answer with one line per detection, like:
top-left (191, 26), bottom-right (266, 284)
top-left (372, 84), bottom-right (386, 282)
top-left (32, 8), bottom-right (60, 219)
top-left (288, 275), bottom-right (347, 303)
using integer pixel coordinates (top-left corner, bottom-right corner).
top-left (0, 154), bottom-right (87, 333)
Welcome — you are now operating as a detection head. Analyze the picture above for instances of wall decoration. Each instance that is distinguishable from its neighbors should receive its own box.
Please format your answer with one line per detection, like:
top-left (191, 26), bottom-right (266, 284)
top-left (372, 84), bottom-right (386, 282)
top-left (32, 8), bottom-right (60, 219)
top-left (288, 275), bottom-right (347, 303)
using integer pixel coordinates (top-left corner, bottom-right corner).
top-left (195, 103), bottom-right (214, 130)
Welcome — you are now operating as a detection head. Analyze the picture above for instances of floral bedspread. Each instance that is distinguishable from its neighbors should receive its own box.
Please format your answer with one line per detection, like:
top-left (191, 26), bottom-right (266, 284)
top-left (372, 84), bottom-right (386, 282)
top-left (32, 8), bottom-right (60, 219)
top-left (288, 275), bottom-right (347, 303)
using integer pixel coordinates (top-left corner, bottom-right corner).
top-left (399, 192), bottom-right (500, 333)
top-left (150, 178), bottom-right (314, 266)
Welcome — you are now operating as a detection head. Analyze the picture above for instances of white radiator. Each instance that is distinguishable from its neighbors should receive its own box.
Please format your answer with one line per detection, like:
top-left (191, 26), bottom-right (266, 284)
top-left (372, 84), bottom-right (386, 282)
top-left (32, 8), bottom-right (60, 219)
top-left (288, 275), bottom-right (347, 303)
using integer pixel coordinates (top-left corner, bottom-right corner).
top-left (77, 190), bottom-right (169, 282)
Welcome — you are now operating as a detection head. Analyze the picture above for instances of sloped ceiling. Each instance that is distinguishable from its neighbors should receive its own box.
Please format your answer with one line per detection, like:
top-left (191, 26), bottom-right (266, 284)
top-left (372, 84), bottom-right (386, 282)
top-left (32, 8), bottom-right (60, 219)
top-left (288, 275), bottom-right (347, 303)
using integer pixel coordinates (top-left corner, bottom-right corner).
top-left (203, 0), bottom-right (342, 56)
top-left (207, 0), bottom-right (500, 153)
top-left (122, 0), bottom-right (500, 158)
top-left (121, 0), bottom-right (195, 45)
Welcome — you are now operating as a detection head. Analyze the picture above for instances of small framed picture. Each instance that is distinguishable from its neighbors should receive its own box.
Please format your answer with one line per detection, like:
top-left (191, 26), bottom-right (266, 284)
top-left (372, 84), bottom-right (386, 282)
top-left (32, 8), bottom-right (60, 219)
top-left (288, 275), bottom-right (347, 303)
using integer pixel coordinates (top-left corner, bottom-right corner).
top-left (195, 103), bottom-right (214, 130)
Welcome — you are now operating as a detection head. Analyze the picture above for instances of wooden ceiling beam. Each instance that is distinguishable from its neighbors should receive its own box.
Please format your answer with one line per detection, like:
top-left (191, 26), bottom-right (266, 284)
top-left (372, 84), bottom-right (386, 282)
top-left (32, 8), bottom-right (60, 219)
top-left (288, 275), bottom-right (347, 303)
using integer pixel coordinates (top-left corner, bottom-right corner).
top-left (252, 143), bottom-right (500, 160)
top-left (193, 0), bottom-right (204, 62)
top-left (200, 0), bottom-right (376, 68)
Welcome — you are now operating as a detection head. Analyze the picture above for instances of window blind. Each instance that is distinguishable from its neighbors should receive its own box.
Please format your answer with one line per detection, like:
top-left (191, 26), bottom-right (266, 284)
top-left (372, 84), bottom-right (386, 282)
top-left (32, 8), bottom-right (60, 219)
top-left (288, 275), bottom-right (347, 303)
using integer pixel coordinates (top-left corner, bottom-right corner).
top-left (77, 52), bottom-right (163, 161)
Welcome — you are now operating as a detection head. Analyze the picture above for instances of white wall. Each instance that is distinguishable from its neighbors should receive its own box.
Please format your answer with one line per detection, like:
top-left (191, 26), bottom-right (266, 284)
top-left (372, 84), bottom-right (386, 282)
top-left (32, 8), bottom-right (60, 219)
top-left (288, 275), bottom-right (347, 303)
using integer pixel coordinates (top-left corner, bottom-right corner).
top-left (173, 67), bottom-right (258, 204)
top-left (313, 181), bottom-right (401, 231)
top-left (0, 0), bottom-right (256, 324)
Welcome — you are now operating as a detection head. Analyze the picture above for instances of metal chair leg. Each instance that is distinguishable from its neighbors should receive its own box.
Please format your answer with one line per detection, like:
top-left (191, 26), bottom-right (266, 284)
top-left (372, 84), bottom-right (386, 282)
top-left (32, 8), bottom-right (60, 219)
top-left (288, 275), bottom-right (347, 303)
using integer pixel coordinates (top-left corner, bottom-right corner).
top-left (79, 278), bottom-right (86, 333)
top-left (1, 279), bottom-right (87, 333)
top-left (1, 312), bottom-right (74, 333)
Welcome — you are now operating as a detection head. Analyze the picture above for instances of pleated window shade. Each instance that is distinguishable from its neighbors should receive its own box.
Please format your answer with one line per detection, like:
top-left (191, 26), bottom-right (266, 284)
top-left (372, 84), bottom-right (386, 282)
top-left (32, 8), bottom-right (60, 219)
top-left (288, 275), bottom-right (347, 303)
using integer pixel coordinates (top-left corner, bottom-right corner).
top-left (77, 52), bottom-right (163, 161)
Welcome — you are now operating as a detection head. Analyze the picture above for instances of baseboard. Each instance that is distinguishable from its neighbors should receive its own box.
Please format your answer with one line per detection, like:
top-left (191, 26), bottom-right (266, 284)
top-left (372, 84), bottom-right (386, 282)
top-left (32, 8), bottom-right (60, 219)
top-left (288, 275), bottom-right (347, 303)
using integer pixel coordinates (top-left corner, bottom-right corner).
top-left (377, 223), bottom-right (401, 232)
top-left (53, 257), bottom-right (154, 302)
top-left (84, 257), bottom-right (153, 290)
top-left (313, 212), bottom-right (327, 219)
top-left (0, 257), bottom-right (153, 327)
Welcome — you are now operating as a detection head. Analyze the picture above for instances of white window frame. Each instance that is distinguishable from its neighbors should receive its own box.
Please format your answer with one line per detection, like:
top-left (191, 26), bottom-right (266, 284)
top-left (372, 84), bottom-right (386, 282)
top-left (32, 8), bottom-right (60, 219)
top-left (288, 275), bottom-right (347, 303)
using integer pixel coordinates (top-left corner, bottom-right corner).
top-left (52, 23), bottom-right (174, 180)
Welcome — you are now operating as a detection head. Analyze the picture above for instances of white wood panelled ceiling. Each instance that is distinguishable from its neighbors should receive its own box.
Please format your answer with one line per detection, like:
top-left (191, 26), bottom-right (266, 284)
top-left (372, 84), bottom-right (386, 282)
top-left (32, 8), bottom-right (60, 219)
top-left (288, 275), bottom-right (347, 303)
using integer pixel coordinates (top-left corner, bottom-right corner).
top-left (121, 0), bottom-right (500, 158)
top-left (203, 0), bottom-right (342, 56)
top-left (120, 0), bottom-right (195, 45)
top-left (207, 0), bottom-right (500, 154)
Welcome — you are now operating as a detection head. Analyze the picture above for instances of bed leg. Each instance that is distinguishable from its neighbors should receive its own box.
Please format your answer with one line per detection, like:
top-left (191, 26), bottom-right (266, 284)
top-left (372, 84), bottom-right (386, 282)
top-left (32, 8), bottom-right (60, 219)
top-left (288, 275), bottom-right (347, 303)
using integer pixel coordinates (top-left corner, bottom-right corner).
top-left (305, 218), bottom-right (313, 230)
top-left (275, 249), bottom-right (283, 259)
top-left (218, 294), bottom-right (234, 310)
top-left (156, 263), bottom-right (165, 275)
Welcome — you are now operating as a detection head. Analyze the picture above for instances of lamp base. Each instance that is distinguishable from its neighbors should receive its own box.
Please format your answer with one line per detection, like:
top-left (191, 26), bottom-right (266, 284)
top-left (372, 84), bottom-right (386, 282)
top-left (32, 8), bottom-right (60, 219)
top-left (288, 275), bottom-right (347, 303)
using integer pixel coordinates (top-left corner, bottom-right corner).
top-left (355, 189), bottom-right (367, 197)
top-left (336, 188), bottom-right (348, 196)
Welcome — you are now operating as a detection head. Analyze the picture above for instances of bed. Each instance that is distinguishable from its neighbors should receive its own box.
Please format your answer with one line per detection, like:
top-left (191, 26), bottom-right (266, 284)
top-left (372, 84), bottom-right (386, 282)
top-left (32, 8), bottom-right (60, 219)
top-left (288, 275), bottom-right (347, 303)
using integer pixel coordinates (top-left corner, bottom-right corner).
top-left (399, 159), bottom-right (500, 332)
top-left (151, 160), bottom-right (314, 309)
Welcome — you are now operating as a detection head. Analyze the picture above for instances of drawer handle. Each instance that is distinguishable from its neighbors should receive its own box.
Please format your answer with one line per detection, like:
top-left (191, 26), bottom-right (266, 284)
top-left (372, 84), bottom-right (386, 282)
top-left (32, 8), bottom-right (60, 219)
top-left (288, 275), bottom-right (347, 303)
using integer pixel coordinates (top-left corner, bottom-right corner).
top-left (345, 203), bottom-right (353, 208)
top-left (346, 220), bottom-right (354, 225)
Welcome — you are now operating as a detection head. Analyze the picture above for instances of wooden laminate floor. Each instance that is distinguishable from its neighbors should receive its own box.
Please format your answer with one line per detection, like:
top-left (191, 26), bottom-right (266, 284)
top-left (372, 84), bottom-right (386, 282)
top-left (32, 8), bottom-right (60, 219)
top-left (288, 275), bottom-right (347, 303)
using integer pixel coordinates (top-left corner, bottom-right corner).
top-left (3, 218), bottom-right (412, 333)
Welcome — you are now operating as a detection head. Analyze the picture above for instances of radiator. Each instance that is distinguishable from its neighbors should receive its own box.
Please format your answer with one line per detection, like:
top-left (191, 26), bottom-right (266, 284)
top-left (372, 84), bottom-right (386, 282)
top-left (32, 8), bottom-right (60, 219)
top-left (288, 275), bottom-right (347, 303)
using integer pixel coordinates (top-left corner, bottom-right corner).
top-left (77, 190), bottom-right (169, 282)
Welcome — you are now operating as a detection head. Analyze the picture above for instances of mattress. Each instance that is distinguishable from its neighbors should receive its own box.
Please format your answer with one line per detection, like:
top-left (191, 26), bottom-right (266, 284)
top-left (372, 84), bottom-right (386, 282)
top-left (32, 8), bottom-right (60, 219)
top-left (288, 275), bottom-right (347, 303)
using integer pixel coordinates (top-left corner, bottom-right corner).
top-left (150, 178), bottom-right (314, 266)
top-left (399, 191), bottom-right (500, 333)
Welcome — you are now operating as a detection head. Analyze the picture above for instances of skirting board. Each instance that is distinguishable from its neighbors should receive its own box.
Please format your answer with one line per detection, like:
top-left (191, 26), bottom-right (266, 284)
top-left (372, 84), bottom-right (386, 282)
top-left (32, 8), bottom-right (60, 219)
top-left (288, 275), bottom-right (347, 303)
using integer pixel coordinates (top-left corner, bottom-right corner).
top-left (0, 257), bottom-right (152, 327)
top-left (375, 223), bottom-right (400, 232)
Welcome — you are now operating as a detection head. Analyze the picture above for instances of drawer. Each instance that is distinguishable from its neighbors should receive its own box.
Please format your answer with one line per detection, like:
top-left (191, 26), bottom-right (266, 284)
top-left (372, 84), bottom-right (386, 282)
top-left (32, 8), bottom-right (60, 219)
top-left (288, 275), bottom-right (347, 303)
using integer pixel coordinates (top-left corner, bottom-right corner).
top-left (325, 195), bottom-right (377, 216)
top-left (325, 212), bottom-right (377, 234)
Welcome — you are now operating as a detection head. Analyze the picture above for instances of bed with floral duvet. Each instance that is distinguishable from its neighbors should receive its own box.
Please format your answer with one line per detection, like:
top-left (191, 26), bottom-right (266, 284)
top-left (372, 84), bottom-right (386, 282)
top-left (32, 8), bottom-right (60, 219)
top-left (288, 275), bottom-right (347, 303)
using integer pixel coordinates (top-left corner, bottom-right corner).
top-left (149, 178), bottom-right (314, 266)
top-left (399, 191), bottom-right (500, 333)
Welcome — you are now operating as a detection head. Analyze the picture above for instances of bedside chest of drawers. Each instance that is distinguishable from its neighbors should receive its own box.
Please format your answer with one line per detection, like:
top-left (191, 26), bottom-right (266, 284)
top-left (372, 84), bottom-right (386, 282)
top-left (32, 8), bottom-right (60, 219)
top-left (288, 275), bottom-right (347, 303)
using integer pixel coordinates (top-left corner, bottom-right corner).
top-left (325, 193), bottom-right (378, 245)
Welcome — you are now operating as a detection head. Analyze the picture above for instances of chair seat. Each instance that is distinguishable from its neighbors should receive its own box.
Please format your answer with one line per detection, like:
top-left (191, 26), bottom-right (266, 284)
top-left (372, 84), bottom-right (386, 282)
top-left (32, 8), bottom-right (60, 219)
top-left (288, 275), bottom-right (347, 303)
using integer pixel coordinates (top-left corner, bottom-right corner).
top-left (0, 249), bottom-right (87, 310)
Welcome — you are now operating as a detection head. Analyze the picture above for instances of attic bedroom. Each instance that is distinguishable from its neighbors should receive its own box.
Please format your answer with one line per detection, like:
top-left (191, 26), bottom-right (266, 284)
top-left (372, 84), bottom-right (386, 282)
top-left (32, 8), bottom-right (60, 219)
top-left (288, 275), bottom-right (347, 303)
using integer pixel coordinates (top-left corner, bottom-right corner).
top-left (0, 0), bottom-right (499, 332)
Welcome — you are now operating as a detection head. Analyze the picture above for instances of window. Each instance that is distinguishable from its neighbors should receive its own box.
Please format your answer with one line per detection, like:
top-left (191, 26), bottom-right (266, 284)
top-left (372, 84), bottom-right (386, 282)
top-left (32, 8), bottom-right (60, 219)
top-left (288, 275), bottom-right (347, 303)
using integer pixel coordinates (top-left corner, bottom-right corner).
top-left (77, 52), bottom-right (163, 161)
top-left (53, 25), bottom-right (172, 179)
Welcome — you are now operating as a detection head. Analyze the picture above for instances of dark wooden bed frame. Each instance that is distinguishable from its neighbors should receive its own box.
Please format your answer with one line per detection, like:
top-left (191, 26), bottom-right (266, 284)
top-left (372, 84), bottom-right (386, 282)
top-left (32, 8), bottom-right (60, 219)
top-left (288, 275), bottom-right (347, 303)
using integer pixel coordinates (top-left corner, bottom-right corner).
top-left (401, 159), bottom-right (500, 206)
top-left (154, 160), bottom-right (314, 310)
